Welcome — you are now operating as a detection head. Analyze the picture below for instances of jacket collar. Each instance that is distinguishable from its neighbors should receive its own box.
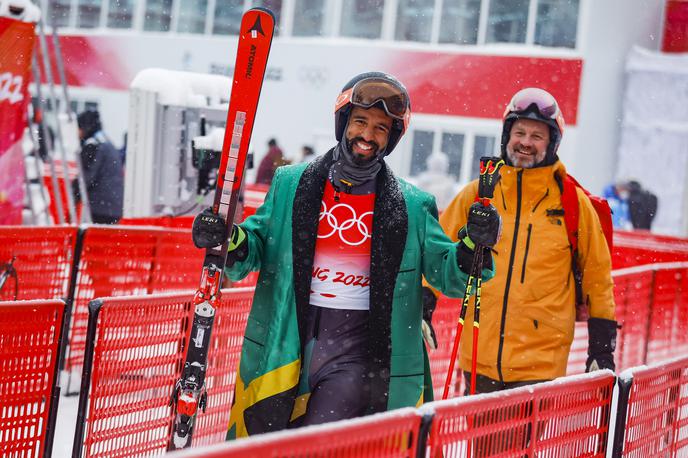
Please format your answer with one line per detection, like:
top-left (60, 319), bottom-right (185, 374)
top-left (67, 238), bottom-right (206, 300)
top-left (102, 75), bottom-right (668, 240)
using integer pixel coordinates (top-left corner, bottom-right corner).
top-left (499, 160), bottom-right (567, 191)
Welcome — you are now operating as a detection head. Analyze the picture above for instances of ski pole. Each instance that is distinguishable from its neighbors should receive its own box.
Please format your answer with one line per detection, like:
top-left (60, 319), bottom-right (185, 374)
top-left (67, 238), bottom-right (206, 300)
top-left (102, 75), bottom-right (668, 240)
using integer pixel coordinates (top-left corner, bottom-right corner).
top-left (442, 245), bottom-right (483, 400)
top-left (442, 157), bottom-right (504, 400)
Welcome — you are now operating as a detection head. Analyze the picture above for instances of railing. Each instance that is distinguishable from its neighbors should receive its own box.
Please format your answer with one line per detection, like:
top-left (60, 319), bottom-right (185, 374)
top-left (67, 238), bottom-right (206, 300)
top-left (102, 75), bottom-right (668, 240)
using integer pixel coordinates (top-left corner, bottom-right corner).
top-left (613, 356), bottom-right (688, 457)
top-left (423, 371), bottom-right (614, 457)
top-left (0, 226), bottom-right (77, 301)
top-left (63, 226), bottom-right (204, 391)
top-left (71, 288), bottom-right (253, 458)
top-left (0, 299), bottom-right (66, 458)
top-left (172, 409), bottom-right (424, 458)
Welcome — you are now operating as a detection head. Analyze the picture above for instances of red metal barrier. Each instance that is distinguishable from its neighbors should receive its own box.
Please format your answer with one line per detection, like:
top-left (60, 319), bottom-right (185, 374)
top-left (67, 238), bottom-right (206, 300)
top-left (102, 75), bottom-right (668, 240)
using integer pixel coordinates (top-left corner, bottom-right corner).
top-left (118, 216), bottom-right (195, 228)
top-left (428, 296), bottom-right (464, 399)
top-left (424, 371), bottom-right (615, 457)
top-left (64, 226), bottom-right (203, 387)
top-left (0, 299), bottom-right (65, 458)
top-left (72, 288), bottom-right (253, 458)
top-left (0, 226), bottom-right (77, 301)
top-left (430, 232), bottom-right (688, 388)
top-left (618, 356), bottom-right (688, 457)
top-left (174, 408), bottom-right (424, 458)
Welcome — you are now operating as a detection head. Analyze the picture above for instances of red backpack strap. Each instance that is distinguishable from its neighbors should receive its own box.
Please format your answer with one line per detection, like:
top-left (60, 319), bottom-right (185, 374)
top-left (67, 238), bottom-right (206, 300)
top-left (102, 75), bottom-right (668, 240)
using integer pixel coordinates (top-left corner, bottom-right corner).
top-left (560, 175), bottom-right (580, 252)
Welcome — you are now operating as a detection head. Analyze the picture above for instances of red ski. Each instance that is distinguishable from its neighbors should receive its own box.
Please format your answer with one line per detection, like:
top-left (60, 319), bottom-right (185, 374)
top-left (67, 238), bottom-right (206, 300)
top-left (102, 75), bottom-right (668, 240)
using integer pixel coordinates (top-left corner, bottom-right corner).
top-left (169, 7), bottom-right (275, 450)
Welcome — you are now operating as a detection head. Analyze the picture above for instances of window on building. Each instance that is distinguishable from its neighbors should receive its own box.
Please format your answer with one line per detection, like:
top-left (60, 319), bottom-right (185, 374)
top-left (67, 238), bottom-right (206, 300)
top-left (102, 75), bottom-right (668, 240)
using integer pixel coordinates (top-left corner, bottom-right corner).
top-left (107, 0), bottom-right (136, 28)
top-left (77, 0), bottom-right (102, 28)
top-left (535, 0), bottom-right (579, 48)
top-left (486, 0), bottom-right (528, 44)
top-left (144, 0), bottom-right (173, 31)
top-left (340, 0), bottom-right (384, 39)
top-left (293, 0), bottom-right (326, 36)
top-left (252, 0), bottom-right (282, 35)
top-left (177, 0), bottom-right (208, 33)
top-left (395, 0), bottom-right (434, 42)
top-left (212, 0), bottom-right (244, 35)
top-left (410, 130), bottom-right (434, 176)
top-left (471, 135), bottom-right (496, 179)
top-left (48, 0), bottom-right (71, 27)
top-left (438, 0), bottom-right (480, 44)
top-left (441, 133), bottom-right (464, 180)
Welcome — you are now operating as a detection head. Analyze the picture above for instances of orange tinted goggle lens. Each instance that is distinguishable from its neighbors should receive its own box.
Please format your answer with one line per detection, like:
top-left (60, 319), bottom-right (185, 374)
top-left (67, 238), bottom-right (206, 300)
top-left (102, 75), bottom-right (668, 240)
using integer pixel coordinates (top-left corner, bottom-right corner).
top-left (351, 79), bottom-right (408, 120)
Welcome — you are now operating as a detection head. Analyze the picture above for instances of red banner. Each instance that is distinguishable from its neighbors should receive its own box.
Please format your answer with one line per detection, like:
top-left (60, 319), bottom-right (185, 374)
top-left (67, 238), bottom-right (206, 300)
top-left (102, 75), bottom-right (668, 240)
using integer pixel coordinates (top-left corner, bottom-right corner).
top-left (0, 17), bottom-right (35, 224)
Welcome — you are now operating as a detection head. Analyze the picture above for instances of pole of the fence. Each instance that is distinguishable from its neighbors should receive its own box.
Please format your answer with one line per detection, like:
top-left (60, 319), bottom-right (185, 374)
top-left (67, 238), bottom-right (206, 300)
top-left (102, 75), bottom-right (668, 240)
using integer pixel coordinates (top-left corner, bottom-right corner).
top-left (44, 299), bottom-right (67, 458)
top-left (416, 413), bottom-right (434, 458)
top-left (51, 23), bottom-right (92, 223)
top-left (31, 55), bottom-right (65, 225)
top-left (61, 227), bottom-right (85, 391)
top-left (612, 375), bottom-right (633, 457)
top-left (37, 17), bottom-right (78, 224)
top-left (71, 299), bottom-right (104, 458)
top-left (642, 270), bottom-right (658, 364)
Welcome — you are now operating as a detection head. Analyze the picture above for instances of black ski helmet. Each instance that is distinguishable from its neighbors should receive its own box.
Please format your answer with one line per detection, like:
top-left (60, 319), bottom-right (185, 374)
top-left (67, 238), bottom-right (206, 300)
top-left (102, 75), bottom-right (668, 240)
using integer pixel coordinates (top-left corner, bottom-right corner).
top-left (500, 88), bottom-right (565, 167)
top-left (334, 72), bottom-right (411, 156)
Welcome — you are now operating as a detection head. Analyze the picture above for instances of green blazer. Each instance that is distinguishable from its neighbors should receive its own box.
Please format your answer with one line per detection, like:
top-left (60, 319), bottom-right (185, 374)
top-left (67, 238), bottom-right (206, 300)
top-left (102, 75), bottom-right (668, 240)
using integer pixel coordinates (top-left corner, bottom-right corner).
top-left (226, 149), bottom-right (493, 439)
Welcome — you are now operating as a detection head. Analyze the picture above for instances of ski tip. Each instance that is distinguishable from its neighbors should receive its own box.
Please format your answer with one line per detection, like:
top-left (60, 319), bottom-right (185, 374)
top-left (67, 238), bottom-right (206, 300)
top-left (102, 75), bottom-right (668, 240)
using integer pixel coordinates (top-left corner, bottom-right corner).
top-left (247, 7), bottom-right (276, 22)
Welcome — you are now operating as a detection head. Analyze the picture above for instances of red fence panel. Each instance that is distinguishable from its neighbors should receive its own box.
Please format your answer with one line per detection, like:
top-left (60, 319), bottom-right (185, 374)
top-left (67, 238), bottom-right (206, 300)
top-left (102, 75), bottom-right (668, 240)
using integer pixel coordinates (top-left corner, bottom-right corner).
top-left (64, 226), bottom-right (204, 384)
top-left (72, 288), bottom-right (253, 458)
top-left (0, 226), bottom-right (77, 301)
top-left (619, 356), bottom-right (688, 457)
top-left (427, 296), bottom-right (463, 399)
top-left (0, 299), bottom-right (65, 458)
top-left (424, 371), bottom-right (614, 457)
top-left (174, 408), bottom-right (423, 458)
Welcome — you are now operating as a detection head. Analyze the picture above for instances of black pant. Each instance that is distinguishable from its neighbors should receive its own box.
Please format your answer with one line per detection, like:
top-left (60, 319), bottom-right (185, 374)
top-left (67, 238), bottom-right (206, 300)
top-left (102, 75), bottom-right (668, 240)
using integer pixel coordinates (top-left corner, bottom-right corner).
top-left (298, 306), bottom-right (371, 427)
top-left (463, 371), bottom-right (547, 395)
top-left (91, 214), bottom-right (120, 225)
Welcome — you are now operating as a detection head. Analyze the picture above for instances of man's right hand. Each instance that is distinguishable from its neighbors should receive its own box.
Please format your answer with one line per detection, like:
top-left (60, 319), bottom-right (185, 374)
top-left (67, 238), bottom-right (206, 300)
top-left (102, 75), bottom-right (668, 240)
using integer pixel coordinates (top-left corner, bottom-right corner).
top-left (192, 208), bottom-right (228, 248)
top-left (462, 201), bottom-right (501, 249)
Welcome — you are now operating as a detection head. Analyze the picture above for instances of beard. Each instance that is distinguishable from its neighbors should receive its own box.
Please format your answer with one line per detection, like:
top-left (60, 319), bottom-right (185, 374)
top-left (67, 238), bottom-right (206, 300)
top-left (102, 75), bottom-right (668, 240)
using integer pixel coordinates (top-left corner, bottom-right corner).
top-left (347, 137), bottom-right (380, 165)
top-left (506, 144), bottom-right (546, 169)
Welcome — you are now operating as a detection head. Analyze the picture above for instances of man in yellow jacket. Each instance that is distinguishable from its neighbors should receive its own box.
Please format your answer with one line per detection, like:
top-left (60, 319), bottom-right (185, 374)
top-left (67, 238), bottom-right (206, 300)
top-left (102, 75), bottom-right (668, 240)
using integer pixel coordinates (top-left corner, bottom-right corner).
top-left (424, 87), bottom-right (617, 394)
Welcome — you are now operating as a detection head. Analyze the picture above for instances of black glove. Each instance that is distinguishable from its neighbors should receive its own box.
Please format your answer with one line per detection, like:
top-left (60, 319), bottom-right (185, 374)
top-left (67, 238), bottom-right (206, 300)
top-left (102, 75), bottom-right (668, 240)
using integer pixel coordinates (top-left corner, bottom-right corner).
top-left (192, 207), bottom-right (228, 248)
top-left (585, 317), bottom-right (617, 372)
top-left (421, 287), bottom-right (438, 350)
top-left (456, 227), bottom-right (493, 275)
top-left (464, 201), bottom-right (501, 249)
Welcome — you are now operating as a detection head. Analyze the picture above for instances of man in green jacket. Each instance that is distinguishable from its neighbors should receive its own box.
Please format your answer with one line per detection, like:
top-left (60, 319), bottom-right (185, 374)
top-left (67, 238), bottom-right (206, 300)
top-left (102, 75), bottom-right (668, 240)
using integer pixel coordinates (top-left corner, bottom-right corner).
top-left (192, 72), bottom-right (501, 439)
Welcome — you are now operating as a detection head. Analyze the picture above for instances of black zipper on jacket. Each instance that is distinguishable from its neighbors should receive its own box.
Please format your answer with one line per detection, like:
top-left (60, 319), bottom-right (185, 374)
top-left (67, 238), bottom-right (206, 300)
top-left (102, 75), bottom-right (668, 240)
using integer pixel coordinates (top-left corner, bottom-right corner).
top-left (496, 170), bottom-right (523, 383)
top-left (520, 224), bottom-right (532, 284)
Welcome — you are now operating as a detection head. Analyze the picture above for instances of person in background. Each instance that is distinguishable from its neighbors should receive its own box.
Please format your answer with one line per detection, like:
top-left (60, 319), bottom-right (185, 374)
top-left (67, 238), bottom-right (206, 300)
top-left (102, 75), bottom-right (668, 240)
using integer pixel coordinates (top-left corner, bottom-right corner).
top-left (191, 72), bottom-right (500, 439)
top-left (74, 110), bottom-right (124, 224)
top-left (411, 151), bottom-right (457, 211)
top-left (255, 138), bottom-right (289, 185)
top-left (627, 180), bottom-right (658, 230)
top-left (301, 145), bottom-right (317, 163)
top-left (602, 181), bottom-right (631, 230)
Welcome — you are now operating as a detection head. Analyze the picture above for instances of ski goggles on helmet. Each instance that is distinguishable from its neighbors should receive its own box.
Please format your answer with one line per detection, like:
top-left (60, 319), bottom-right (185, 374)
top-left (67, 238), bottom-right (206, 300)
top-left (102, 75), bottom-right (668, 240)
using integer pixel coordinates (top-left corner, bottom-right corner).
top-left (504, 87), bottom-right (565, 132)
top-left (335, 77), bottom-right (410, 123)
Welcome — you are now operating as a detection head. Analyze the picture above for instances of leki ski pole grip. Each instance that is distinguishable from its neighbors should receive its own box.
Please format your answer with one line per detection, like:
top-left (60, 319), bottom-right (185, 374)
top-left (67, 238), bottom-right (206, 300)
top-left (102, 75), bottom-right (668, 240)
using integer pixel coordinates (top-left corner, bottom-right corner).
top-left (477, 156), bottom-right (505, 201)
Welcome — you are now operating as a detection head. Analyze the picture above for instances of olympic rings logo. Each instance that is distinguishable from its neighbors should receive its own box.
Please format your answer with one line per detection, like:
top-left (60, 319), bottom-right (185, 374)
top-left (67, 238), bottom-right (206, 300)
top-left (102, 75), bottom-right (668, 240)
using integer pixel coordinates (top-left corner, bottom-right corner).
top-left (318, 201), bottom-right (372, 246)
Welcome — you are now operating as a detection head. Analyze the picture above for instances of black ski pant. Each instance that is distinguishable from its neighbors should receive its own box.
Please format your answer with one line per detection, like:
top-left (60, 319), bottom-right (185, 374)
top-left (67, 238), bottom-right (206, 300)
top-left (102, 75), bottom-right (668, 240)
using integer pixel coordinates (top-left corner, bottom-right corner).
top-left (295, 306), bottom-right (371, 427)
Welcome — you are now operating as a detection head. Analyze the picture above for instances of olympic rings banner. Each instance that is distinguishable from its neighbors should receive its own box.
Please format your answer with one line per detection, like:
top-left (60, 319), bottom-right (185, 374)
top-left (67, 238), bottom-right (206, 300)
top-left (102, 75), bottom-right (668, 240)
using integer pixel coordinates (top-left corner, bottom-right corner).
top-left (0, 17), bottom-right (35, 225)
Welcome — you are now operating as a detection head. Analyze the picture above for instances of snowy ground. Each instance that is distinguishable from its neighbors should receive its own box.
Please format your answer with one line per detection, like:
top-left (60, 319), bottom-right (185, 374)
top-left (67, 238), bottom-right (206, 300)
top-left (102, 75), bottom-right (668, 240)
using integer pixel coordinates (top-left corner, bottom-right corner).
top-left (53, 373), bottom-right (80, 457)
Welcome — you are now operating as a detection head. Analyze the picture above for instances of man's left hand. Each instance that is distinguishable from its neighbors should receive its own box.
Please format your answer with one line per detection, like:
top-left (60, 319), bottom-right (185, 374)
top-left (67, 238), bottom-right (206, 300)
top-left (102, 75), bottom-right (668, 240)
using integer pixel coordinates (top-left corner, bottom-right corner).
top-left (585, 317), bottom-right (618, 372)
